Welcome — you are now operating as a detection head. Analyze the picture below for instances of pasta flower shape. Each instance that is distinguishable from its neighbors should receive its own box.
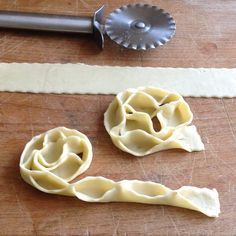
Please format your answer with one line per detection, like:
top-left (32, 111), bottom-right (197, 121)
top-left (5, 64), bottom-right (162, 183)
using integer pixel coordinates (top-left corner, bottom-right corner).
top-left (104, 87), bottom-right (204, 156)
top-left (20, 127), bottom-right (92, 195)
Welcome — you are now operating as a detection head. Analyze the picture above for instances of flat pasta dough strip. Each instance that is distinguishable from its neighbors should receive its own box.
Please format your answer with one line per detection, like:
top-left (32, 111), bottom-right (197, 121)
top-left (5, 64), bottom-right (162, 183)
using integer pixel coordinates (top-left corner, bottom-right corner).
top-left (0, 63), bottom-right (235, 97)
top-left (20, 127), bottom-right (220, 217)
top-left (104, 87), bottom-right (204, 156)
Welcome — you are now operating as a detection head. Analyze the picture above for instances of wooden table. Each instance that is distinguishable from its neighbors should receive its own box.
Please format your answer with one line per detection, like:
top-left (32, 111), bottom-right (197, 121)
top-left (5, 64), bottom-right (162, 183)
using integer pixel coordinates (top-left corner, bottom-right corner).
top-left (0, 1), bottom-right (235, 235)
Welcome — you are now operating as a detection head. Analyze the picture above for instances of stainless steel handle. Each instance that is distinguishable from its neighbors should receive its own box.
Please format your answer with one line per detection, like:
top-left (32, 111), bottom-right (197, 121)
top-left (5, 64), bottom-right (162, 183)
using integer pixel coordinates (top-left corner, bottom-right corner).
top-left (0, 5), bottom-right (105, 48)
top-left (0, 11), bottom-right (93, 33)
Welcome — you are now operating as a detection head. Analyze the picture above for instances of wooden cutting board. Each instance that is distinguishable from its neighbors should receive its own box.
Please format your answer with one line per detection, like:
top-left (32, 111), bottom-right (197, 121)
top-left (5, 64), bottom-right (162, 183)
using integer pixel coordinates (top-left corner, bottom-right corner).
top-left (0, 1), bottom-right (235, 235)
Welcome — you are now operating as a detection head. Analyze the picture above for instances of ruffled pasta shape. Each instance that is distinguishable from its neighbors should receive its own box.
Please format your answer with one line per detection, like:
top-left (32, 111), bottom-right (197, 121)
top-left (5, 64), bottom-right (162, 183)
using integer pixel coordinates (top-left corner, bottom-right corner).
top-left (20, 127), bottom-right (93, 195)
top-left (20, 127), bottom-right (220, 217)
top-left (104, 87), bottom-right (204, 156)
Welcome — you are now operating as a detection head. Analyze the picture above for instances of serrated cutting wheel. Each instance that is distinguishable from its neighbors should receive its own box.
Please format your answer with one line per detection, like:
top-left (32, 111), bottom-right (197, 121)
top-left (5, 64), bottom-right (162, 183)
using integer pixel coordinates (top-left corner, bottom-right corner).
top-left (105, 3), bottom-right (176, 50)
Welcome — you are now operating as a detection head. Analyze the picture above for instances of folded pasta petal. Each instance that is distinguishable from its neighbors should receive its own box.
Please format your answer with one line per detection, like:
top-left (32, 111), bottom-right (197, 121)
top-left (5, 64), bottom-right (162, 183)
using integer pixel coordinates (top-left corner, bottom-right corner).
top-left (170, 126), bottom-right (205, 151)
top-left (176, 186), bottom-right (220, 217)
top-left (116, 130), bottom-right (161, 156)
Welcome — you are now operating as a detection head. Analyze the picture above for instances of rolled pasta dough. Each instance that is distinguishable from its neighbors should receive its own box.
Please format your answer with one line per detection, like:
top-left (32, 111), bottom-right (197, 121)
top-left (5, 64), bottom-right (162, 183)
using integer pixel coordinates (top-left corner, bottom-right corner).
top-left (0, 63), bottom-right (235, 97)
top-left (20, 127), bottom-right (220, 217)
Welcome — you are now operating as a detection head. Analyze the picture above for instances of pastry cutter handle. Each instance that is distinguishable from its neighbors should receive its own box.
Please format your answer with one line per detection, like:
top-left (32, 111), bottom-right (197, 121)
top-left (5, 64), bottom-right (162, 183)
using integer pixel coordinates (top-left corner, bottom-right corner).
top-left (0, 5), bottom-right (105, 48)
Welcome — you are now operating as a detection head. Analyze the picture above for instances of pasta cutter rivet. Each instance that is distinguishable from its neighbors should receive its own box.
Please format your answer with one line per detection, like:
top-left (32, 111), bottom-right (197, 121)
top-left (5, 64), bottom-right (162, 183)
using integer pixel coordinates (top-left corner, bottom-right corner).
top-left (135, 21), bottom-right (146, 29)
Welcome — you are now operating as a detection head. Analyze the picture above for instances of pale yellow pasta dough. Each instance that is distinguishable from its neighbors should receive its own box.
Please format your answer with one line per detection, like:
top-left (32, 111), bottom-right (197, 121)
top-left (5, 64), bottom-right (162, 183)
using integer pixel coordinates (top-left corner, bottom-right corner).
top-left (20, 127), bottom-right (220, 217)
top-left (0, 63), bottom-right (235, 97)
top-left (104, 87), bottom-right (204, 156)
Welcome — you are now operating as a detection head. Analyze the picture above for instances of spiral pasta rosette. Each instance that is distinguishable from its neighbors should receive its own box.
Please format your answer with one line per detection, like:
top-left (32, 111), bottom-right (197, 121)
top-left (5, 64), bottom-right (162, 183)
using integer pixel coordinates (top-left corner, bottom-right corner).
top-left (104, 87), bottom-right (204, 156)
top-left (20, 127), bottom-right (93, 195)
top-left (20, 127), bottom-right (220, 217)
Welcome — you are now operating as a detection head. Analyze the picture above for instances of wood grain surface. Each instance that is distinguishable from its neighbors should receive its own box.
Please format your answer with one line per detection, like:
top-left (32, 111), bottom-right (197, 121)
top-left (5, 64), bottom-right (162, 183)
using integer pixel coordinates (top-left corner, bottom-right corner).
top-left (0, 1), bottom-right (235, 235)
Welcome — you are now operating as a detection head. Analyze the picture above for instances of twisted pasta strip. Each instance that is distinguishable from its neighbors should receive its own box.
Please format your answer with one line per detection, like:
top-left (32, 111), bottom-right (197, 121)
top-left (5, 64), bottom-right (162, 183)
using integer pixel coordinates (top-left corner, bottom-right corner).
top-left (20, 127), bottom-right (220, 217)
top-left (104, 87), bottom-right (204, 156)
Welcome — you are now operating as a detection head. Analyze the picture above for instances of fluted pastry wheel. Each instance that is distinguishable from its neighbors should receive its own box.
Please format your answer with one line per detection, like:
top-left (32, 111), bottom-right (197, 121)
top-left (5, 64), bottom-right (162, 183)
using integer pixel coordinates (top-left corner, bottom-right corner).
top-left (20, 127), bottom-right (220, 217)
top-left (104, 87), bottom-right (204, 156)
